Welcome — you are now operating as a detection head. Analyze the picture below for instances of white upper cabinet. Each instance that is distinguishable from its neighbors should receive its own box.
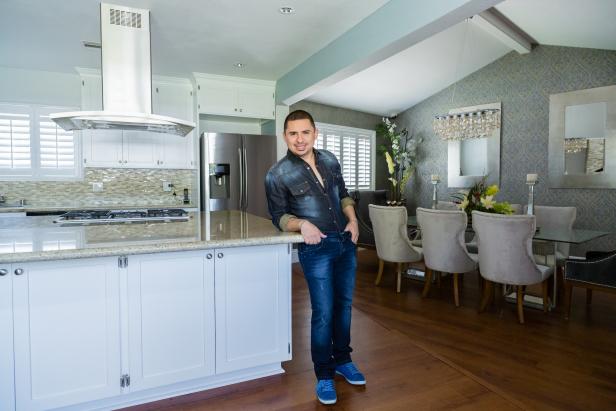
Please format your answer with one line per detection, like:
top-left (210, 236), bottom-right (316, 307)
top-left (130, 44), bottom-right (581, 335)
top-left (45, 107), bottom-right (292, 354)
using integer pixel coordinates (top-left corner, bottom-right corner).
top-left (195, 73), bottom-right (275, 120)
top-left (80, 71), bottom-right (195, 169)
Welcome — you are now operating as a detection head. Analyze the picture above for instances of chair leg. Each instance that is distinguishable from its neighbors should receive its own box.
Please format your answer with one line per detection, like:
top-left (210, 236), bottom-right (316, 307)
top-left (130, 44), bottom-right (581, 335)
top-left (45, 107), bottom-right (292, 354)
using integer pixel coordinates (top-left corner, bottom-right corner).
top-left (422, 268), bottom-right (433, 298)
top-left (396, 262), bottom-right (402, 293)
top-left (477, 270), bottom-right (483, 293)
top-left (479, 280), bottom-right (493, 312)
top-left (453, 273), bottom-right (460, 307)
top-left (586, 288), bottom-right (593, 305)
top-left (517, 286), bottom-right (525, 324)
top-left (542, 279), bottom-right (549, 313)
top-left (436, 272), bottom-right (442, 288)
top-left (564, 281), bottom-right (573, 320)
top-left (375, 259), bottom-right (385, 286)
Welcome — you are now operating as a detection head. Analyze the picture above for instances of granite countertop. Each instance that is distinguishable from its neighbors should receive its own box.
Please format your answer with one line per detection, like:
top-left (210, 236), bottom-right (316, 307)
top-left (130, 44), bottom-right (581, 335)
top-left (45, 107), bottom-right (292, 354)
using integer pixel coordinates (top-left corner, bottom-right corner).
top-left (0, 204), bottom-right (197, 213)
top-left (0, 210), bottom-right (303, 263)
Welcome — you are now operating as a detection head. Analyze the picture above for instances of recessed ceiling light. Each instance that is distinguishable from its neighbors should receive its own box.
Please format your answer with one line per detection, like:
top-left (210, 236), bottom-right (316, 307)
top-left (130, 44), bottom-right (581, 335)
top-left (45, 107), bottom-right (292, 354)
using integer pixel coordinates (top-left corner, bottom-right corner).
top-left (234, 62), bottom-right (245, 69)
top-left (279, 7), bottom-right (294, 15)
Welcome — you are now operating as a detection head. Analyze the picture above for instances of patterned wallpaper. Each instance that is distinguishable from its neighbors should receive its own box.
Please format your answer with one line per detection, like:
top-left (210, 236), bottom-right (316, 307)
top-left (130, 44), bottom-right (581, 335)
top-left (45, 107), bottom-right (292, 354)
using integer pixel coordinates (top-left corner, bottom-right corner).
top-left (398, 45), bottom-right (616, 252)
top-left (0, 168), bottom-right (196, 208)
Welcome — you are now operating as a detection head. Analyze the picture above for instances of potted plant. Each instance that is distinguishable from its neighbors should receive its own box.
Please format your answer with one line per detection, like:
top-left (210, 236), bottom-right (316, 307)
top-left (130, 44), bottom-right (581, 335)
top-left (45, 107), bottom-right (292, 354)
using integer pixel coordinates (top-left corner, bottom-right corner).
top-left (451, 177), bottom-right (514, 224)
top-left (376, 117), bottom-right (422, 205)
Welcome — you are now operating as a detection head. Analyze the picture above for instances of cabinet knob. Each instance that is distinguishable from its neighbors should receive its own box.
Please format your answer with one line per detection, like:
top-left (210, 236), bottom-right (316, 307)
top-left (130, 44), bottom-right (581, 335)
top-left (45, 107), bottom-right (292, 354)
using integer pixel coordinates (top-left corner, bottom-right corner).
top-left (234, 108), bottom-right (237, 112)
top-left (239, 108), bottom-right (243, 112)
top-left (206, 253), bottom-right (213, 260)
top-left (118, 160), bottom-right (122, 164)
top-left (217, 252), bottom-right (224, 259)
top-left (123, 160), bottom-right (127, 164)
top-left (14, 268), bottom-right (24, 276)
top-left (0, 268), bottom-right (8, 276)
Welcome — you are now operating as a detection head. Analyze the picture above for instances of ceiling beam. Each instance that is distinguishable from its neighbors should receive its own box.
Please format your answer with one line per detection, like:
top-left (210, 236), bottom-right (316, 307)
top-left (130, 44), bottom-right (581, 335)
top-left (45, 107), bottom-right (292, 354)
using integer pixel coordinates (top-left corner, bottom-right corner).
top-left (275, 0), bottom-right (504, 106)
top-left (473, 7), bottom-right (536, 54)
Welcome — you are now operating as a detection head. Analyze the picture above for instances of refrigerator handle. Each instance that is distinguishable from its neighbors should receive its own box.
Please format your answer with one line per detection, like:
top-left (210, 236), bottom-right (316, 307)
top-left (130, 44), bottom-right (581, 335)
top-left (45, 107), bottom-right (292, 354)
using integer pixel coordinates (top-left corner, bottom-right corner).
top-left (238, 146), bottom-right (244, 211)
top-left (243, 144), bottom-right (248, 211)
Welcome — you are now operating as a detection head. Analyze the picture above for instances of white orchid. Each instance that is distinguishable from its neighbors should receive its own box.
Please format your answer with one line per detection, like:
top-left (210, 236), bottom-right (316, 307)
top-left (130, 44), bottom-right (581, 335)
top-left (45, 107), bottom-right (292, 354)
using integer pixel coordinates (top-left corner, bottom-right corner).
top-left (458, 198), bottom-right (469, 210)
top-left (480, 195), bottom-right (495, 209)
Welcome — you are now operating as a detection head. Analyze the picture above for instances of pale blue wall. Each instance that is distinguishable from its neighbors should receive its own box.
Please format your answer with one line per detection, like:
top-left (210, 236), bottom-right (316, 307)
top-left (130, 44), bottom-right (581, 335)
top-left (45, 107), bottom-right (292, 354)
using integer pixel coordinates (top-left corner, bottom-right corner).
top-left (0, 66), bottom-right (81, 107)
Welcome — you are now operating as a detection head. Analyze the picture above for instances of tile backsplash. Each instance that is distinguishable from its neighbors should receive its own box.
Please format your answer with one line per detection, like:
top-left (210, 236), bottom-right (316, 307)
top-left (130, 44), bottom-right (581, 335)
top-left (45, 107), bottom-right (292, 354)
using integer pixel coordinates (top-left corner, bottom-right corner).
top-left (0, 168), bottom-right (197, 208)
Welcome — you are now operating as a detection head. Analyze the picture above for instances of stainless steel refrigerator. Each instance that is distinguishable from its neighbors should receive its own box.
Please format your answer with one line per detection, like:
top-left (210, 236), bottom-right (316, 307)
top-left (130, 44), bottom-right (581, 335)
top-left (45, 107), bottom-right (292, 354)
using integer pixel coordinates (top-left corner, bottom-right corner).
top-left (200, 132), bottom-right (277, 219)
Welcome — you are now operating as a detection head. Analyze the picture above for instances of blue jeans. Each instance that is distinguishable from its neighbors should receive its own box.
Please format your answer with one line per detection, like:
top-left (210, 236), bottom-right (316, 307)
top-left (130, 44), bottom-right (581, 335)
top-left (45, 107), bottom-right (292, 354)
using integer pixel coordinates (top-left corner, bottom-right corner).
top-left (298, 231), bottom-right (357, 380)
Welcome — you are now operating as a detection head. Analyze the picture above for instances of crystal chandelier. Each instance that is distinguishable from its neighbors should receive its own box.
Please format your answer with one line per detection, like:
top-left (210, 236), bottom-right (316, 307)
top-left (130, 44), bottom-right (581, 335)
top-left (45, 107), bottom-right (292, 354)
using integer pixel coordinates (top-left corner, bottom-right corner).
top-left (433, 109), bottom-right (501, 141)
top-left (431, 18), bottom-right (502, 141)
top-left (564, 138), bottom-right (588, 153)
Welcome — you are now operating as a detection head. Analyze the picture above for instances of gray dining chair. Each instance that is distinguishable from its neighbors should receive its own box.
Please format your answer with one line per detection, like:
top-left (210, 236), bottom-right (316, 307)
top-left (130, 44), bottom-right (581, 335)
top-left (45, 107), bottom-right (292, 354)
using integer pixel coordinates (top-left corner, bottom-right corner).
top-left (472, 211), bottom-right (553, 324)
top-left (525, 205), bottom-right (577, 267)
top-left (466, 203), bottom-right (523, 254)
top-left (369, 205), bottom-right (423, 293)
top-left (416, 208), bottom-right (478, 307)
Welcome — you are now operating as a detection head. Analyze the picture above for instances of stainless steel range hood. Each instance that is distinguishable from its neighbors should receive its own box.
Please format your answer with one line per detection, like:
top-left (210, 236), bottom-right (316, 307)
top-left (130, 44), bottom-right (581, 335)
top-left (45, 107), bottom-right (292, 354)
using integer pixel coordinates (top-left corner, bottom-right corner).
top-left (51, 3), bottom-right (195, 137)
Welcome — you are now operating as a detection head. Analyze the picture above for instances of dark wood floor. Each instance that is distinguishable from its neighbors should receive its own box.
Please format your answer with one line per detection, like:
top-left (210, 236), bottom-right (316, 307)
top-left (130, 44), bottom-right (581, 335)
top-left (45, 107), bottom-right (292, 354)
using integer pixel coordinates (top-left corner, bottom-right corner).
top-left (128, 249), bottom-right (616, 411)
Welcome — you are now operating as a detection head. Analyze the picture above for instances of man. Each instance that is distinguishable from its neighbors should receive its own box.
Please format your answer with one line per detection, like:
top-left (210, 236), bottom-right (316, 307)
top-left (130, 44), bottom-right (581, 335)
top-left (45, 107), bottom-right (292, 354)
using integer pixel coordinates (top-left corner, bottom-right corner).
top-left (265, 110), bottom-right (365, 405)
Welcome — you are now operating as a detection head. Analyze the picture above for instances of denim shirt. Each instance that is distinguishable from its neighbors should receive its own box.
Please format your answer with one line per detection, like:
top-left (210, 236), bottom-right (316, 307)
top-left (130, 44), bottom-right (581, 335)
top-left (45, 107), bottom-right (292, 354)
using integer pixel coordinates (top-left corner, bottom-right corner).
top-left (265, 149), bottom-right (355, 233)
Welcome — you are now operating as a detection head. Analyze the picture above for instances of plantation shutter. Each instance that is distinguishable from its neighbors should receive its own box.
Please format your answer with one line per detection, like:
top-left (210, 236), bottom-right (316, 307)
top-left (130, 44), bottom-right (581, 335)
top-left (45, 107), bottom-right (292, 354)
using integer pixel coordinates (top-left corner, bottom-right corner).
top-left (315, 123), bottom-right (375, 190)
top-left (0, 104), bottom-right (32, 175)
top-left (38, 108), bottom-right (76, 172)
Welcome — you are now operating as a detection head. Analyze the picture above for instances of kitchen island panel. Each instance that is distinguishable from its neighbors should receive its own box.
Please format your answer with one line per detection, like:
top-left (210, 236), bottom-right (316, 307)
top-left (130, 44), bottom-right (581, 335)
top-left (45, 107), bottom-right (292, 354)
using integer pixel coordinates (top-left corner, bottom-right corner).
top-left (127, 251), bottom-right (215, 391)
top-left (12, 258), bottom-right (122, 411)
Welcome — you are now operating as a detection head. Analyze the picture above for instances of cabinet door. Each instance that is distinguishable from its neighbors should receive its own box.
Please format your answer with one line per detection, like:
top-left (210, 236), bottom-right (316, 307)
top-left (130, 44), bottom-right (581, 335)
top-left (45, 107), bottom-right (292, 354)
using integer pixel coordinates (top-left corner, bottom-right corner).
top-left (12, 258), bottom-right (121, 411)
top-left (215, 244), bottom-right (291, 374)
top-left (81, 74), bottom-right (103, 111)
top-left (238, 83), bottom-right (275, 119)
top-left (122, 130), bottom-right (159, 168)
top-left (197, 79), bottom-right (237, 116)
top-left (0, 265), bottom-right (15, 411)
top-left (83, 129), bottom-right (124, 167)
top-left (154, 82), bottom-right (195, 168)
top-left (127, 251), bottom-right (215, 391)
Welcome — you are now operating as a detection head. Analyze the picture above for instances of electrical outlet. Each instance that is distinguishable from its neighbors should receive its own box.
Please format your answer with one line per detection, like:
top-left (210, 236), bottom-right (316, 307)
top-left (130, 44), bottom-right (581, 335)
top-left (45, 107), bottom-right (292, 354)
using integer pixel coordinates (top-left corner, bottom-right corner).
top-left (92, 182), bottom-right (104, 192)
top-left (162, 181), bottom-right (173, 192)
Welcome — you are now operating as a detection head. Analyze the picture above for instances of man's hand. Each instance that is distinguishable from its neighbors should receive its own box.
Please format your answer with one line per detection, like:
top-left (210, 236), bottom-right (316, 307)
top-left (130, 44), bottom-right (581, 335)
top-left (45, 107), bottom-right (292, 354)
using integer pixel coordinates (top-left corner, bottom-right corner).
top-left (300, 220), bottom-right (327, 244)
top-left (344, 219), bottom-right (359, 244)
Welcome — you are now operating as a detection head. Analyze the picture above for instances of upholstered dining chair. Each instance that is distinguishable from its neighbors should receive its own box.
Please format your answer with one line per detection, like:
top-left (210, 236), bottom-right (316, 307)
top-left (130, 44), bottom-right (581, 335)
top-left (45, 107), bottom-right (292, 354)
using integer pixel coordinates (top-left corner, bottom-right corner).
top-left (369, 205), bottom-right (423, 293)
top-left (525, 205), bottom-right (577, 266)
top-left (563, 250), bottom-right (616, 320)
top-left (349, 190), bottom-right (388, 249)
top-left (466, 203), bottom-right (524, 254)
top-left (416, 208), bottom-right (478, 307)
top-left (472, 211), bottom-right (554, 324)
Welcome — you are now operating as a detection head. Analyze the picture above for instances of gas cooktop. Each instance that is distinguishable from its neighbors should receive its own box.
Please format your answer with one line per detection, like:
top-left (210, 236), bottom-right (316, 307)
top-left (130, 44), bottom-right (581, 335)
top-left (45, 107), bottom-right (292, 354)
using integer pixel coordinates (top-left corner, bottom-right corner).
top-left (53, 209), bottom-right (190, 225)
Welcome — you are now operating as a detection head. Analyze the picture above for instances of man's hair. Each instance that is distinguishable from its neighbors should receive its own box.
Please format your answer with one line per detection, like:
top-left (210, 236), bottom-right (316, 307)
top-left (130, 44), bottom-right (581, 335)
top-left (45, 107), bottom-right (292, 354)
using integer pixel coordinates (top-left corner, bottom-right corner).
top-left (284, 110), bottom-right (315, 132)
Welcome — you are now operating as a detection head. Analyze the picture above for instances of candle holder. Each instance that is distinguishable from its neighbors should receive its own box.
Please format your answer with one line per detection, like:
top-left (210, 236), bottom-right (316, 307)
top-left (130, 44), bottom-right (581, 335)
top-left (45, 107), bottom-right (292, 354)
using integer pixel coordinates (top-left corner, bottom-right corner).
top-left (526, 181), bottom-right (536, 215)
top-left (431, 180), bottom-right (439, 209)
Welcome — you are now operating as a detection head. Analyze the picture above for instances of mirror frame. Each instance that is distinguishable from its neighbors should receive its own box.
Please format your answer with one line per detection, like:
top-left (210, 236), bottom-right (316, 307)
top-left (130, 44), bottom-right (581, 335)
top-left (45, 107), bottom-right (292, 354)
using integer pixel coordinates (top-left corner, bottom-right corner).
top-left (548, 85), bottom-right (616, 188)
top-left (447, 102), bottom-right (501, 188)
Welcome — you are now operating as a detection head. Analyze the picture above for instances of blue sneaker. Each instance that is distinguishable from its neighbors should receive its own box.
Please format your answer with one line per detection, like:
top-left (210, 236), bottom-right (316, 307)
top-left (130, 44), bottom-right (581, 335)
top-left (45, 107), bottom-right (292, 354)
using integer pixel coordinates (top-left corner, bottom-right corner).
top-left (315, 379), bottom-right (337, 405)
top-left (335, 362), bottom-right (366, 385)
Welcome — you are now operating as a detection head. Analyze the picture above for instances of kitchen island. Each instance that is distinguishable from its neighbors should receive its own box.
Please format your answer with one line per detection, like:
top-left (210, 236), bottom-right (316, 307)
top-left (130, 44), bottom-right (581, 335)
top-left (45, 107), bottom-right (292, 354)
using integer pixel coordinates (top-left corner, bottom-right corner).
top-left (0, 211), bottom-right (302, 411)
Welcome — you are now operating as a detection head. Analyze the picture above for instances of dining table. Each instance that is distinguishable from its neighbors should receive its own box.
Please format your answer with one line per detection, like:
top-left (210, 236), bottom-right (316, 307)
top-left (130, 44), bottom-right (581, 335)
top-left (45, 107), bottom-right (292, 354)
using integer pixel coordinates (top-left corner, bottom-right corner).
top-left (407, 215), bottom-right (610, 309)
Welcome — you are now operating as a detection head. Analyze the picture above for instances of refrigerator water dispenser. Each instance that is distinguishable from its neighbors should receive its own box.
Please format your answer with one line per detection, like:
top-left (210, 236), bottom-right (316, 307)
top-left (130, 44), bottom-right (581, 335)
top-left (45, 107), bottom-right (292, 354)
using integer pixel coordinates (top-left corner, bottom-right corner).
top-left (209, 163), bottom-right (231, 199)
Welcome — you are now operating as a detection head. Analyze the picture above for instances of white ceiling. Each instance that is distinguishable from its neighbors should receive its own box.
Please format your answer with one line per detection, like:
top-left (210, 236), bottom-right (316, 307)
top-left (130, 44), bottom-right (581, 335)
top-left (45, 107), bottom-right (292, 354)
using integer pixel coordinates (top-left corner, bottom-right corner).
top-left (307, 0), bottom-right (616, 116)
top-left (307, 20), bottom-right (512, 116)
top-left (0, 0), bottom-right (389, 79)
top-left (496, 0), bottom-right (616, 51)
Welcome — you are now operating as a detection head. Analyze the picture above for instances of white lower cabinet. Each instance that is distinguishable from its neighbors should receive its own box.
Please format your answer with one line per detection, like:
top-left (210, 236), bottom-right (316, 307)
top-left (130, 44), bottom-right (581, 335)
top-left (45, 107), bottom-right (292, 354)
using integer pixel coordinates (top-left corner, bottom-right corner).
top-left (3, 244), bottom-right (291, 410)
top-left (127, 251), bottom-right (215, 391)
top-left (215, 244), bottom-right (291, 374)
top-left (12, 258), bottom-right (122, 411)
top-left (0, 265), bottom-right (15, 411)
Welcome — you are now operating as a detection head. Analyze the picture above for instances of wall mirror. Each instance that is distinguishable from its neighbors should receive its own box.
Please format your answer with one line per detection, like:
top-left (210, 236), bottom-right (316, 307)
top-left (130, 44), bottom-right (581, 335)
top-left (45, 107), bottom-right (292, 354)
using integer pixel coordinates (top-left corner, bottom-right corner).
top-left (447, 102), bottom-right (501, 188)
top-left (549, 85), bottom-right (616, 188)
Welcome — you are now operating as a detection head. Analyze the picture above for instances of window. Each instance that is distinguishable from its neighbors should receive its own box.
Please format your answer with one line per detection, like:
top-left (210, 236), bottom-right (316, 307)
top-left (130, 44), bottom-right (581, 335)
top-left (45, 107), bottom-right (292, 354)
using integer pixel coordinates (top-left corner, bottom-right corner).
top-left (315, 123), bottom-right (375, 190)
top-left (0, 103), bottom-right (81, 180)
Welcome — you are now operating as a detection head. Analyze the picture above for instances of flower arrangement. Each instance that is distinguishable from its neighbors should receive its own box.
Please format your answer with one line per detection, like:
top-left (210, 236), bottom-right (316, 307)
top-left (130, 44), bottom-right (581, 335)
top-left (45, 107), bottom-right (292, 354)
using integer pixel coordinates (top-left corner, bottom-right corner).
top-left (376, 117), bottom-right (422, 204)
top-left (452, 177), bottom-right (514, 218)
